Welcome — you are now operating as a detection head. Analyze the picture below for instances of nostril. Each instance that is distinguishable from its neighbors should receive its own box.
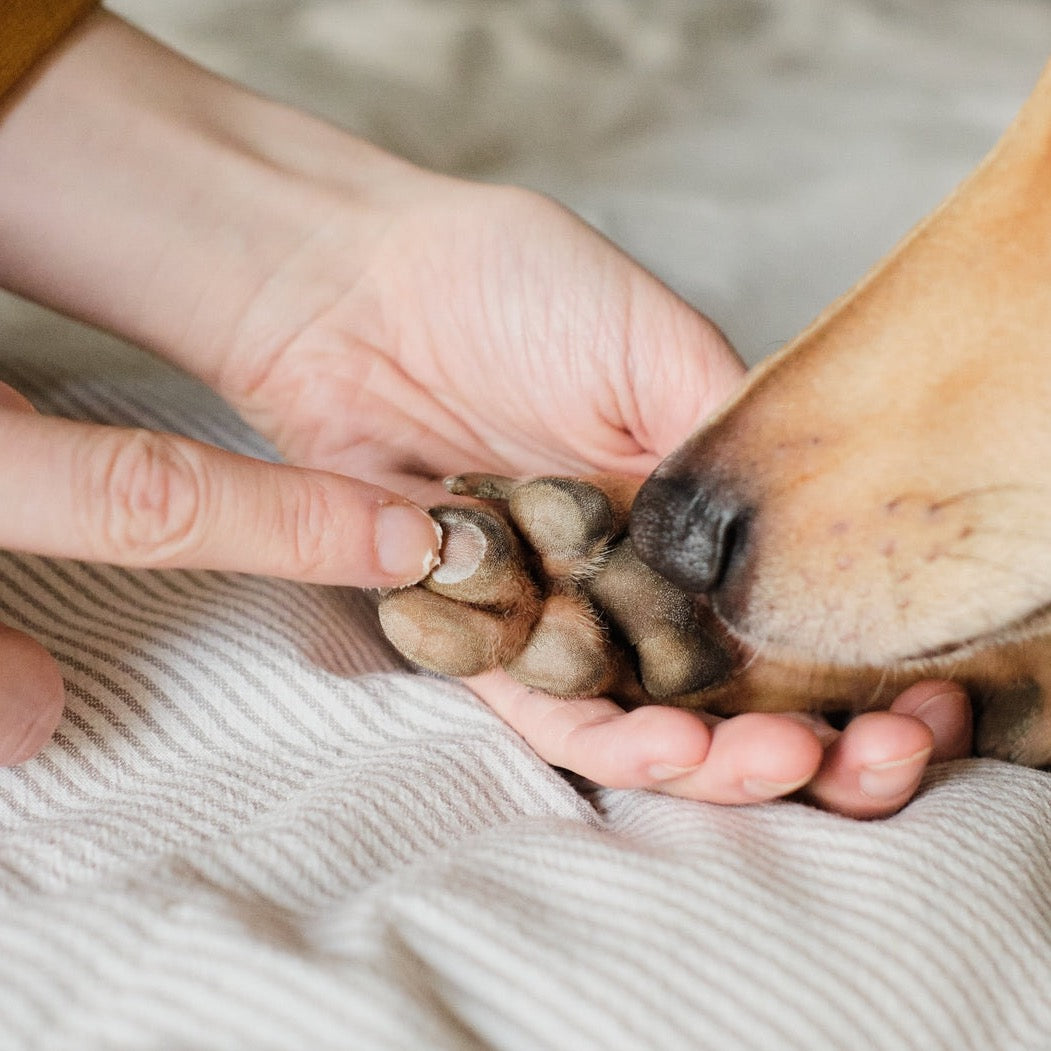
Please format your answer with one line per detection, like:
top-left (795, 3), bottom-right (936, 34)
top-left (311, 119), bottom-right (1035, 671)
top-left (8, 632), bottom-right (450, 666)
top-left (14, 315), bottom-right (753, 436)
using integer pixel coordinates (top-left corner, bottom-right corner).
top-left (712, 508), bottom-right (749, 592)
top-left (630, 473), bottom-right (751, 595)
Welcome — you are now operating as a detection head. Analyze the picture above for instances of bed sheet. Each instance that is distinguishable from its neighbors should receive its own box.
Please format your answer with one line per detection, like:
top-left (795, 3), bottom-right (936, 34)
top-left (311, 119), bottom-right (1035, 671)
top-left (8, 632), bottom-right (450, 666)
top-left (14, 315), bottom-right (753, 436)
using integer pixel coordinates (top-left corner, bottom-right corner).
top-left (3, 1), bottom-right (1051, 1047)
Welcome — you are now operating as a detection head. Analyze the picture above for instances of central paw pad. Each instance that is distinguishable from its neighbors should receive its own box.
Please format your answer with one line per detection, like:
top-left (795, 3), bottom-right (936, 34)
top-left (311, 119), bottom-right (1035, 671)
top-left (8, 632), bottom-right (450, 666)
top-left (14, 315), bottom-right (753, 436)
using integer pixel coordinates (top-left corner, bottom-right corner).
top-left (378, 473), bottom-right (735, 706)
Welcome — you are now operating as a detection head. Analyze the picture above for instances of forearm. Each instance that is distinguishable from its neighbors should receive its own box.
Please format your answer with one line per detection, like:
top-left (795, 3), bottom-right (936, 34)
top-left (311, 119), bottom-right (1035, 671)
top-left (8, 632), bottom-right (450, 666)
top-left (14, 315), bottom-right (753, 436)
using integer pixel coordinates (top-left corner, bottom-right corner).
top-left (0, 9), bottom-right (418, 386)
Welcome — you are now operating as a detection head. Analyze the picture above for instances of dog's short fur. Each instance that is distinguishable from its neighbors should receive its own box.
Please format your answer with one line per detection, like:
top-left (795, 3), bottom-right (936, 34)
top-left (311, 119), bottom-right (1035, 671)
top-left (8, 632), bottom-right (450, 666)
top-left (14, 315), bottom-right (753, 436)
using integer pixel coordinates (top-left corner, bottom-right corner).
top-left (381, 60), bottom-right (1051, 767)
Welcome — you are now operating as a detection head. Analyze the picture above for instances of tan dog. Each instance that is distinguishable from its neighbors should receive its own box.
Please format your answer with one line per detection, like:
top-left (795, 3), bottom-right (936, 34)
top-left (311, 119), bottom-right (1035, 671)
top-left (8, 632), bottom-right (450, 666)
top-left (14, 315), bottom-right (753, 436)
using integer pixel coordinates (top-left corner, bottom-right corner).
top-left (380, 60), bottom-right (1051, 767)
top-left (631, 59), bottom-right (1051, 765)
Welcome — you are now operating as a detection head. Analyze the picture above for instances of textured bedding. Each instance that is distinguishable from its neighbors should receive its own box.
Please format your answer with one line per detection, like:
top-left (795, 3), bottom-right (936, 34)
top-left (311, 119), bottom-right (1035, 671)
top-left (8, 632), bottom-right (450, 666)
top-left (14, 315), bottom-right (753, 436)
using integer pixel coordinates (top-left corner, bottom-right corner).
top-left (3, 1), bottom-right (1051, 1048)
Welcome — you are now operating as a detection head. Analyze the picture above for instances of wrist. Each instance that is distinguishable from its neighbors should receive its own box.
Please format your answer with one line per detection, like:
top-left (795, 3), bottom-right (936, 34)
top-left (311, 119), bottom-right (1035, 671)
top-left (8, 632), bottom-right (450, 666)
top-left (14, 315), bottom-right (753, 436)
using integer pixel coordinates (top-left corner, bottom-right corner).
top-left (0, 10), bottom-right (424, 386)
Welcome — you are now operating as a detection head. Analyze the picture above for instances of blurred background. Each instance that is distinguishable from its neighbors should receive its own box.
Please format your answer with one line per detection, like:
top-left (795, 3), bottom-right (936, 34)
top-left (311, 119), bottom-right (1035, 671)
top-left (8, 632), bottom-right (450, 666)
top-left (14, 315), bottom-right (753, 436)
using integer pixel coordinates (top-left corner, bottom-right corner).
top-left (3, 0), bottom-right (1049, 378)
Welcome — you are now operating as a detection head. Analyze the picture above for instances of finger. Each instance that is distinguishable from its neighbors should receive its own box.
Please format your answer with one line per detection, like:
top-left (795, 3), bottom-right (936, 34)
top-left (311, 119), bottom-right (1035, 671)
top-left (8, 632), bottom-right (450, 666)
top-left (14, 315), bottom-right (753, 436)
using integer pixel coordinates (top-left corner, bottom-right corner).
top-left (467, 669), bottom-right (713, 788)
top-left (888, 680), bottom-right (972, 761)
top-left (650, 713), bottom-right (825, 804)
top-left (468, 670), bottom-right (825, 801)
top-left (800, 711), bottom-right (935, 820)
top-left (0, 623), bottom-right (64, 765)
top-left (0, 380), bottom-right (37, 414)
top-left (0, 407), bottom-right (440, 587)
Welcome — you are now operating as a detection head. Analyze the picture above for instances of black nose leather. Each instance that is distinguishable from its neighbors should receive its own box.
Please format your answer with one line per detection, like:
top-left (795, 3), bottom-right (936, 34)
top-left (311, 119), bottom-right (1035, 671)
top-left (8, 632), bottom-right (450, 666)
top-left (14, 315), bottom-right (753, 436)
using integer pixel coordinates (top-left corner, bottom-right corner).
top-left (630, 472), bottom-right (750, 595)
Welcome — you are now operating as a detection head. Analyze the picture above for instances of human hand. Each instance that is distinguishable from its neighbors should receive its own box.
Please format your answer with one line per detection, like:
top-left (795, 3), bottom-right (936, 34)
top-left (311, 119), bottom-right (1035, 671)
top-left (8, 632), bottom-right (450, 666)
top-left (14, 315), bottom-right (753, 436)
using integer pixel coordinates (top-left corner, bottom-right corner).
top-left (0, 13), bottom-right (454, 764)
top-left (210, 172), bottom-right (972, 817)
top-left (0, 371), bottom-right (443, 764)
top-left (0, 12), bottom-right (973, 808)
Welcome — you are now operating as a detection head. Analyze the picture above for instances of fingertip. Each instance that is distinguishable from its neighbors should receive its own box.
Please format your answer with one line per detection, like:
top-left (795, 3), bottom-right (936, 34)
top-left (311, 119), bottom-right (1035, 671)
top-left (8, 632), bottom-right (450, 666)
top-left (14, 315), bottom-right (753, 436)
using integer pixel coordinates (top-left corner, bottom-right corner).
top-left (803, 711), bottom-right (934, 820)
top-left (622, 705), bottom-right (713, 782)
top-left (558, 703), bottom-right (715, 789)
top-left (889, 680), bottom-right (972, 761)
top-left (835, 709), bottom-right (935, 768)
top-left (0, 381), bottom-right (37, 415)
top-left (718, 711), bottom-right (825, 786)
top-left (655, 712), bottom-right (824, 804)
top-left (0, 627), bottom-right (65, 765)
top-left (374, 502), bottom-right (442, 585)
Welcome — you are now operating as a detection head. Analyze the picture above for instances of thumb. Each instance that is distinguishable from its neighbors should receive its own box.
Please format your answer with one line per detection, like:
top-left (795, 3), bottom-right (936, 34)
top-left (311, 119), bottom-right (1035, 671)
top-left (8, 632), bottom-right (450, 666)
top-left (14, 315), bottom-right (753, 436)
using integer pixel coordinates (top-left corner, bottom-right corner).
top-left (0, 380), bottom-right (37, 414)
top-left (0, 402), bottom-right (440, 587)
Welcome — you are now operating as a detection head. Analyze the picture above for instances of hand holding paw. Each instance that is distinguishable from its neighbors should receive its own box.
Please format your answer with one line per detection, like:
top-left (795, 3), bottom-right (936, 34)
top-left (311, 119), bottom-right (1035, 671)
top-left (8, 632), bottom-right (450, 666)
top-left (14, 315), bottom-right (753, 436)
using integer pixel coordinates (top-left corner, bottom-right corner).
top-left (379, 472), bottom-right (972, 819)
top-left (379, 473), bottom-right (735, 707)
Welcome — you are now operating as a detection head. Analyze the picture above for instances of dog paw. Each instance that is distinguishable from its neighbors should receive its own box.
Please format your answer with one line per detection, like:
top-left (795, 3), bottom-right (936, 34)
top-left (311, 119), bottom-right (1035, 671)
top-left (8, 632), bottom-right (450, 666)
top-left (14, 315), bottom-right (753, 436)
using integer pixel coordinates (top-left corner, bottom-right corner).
top-left (377, 473), bottom-right (735, 706)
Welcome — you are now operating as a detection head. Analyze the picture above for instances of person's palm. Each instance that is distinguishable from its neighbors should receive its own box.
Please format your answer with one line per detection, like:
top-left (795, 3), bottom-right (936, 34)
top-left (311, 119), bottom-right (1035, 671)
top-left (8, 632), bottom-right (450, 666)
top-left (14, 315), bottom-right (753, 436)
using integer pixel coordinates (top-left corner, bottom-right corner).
top-left (220, 180), bottom-right (740, 502)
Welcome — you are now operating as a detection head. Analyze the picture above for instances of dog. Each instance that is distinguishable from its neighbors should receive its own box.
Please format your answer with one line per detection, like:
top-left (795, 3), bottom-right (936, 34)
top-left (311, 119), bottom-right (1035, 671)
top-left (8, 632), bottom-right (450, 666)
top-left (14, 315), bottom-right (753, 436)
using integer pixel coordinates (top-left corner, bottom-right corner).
top-left (380, 60), bottom-right (1051, 767)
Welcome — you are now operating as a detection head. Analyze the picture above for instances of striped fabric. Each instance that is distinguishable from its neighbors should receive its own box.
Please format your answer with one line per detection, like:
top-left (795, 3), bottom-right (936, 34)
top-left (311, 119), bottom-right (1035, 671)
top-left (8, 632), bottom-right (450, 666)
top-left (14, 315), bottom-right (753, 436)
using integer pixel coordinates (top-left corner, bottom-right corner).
top-left (0, 352), bottom-right (1050, 1050)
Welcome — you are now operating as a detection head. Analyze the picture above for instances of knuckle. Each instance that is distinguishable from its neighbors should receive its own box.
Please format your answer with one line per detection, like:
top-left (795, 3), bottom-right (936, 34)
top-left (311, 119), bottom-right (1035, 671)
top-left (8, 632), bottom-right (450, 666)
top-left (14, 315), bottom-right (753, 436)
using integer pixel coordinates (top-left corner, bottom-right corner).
top-left (80, 430), bottom-right (207, 565)
top-left (280, 474), bottom-right (334, 579)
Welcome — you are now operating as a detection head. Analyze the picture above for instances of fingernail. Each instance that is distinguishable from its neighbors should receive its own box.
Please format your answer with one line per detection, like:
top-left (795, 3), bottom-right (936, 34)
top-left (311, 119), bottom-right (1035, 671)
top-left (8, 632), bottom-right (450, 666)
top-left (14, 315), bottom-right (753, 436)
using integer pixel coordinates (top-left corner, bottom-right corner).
top-left (376, 504), bottom-right (442, 584)
top-left (911, 692), bottom-right (963, 737)
top-left (648, 762), bottom-right (701, 782)
top-left (859, 747), bottom-right (932, 799)
top-left (742, 775), bottom-right (811, 799)
top-left (429, 520), bottom-right (486, 584)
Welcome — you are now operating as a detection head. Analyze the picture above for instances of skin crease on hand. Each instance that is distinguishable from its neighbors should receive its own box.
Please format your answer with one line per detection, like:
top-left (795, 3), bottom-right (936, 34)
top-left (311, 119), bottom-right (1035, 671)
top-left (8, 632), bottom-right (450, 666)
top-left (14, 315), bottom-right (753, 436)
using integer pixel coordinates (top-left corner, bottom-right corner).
top-left (0, 11), bottom-right (972, 813)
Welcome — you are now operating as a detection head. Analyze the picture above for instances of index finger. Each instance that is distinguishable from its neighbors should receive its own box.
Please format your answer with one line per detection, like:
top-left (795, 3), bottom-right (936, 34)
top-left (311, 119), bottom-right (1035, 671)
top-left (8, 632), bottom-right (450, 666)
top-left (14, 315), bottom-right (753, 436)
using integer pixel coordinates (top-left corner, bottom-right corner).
top-left (0, 404), bottom-right (440, 587)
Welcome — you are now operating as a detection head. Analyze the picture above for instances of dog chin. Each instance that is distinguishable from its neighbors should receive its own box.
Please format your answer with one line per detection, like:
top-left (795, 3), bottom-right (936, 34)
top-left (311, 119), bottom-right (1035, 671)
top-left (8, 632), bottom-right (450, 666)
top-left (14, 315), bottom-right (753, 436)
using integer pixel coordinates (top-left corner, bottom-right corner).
top-left (898, 603), bottom-right (1051, 669)
top-left (715, 599), bottom-right (1051, 677)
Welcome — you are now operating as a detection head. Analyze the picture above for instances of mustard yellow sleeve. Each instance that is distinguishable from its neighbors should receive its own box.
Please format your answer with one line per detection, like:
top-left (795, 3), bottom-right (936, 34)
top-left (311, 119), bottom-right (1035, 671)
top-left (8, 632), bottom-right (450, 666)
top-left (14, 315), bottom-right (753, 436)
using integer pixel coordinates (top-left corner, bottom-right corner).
top-left (0, 0), bottom-right (99, 100)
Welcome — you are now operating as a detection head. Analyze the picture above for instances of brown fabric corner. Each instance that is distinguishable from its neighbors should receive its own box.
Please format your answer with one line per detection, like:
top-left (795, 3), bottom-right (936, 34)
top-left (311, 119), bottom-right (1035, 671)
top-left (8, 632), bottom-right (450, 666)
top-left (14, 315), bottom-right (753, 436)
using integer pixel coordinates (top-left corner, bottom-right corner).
top-left (0, 0), bottom-right (99, 101)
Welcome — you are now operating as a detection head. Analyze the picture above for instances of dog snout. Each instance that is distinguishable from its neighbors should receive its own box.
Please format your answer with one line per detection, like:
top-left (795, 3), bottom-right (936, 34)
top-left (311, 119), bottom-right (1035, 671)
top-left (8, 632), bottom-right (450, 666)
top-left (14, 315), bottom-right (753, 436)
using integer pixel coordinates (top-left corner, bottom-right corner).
top-left (630, 470), bottom-right (752, 596)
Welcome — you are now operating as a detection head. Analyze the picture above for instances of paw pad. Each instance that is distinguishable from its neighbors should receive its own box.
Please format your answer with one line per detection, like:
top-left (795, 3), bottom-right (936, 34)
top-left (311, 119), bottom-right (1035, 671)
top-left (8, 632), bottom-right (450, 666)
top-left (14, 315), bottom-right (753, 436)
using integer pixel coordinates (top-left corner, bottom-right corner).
top-left (378, 473), bottom-right (735, 707)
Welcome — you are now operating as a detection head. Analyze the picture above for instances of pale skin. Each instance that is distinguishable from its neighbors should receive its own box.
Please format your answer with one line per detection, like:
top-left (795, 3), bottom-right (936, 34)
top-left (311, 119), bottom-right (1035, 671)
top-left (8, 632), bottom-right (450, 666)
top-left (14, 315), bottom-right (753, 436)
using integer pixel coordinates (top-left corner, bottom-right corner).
top-left (0, 9), bottom-right (973, 816)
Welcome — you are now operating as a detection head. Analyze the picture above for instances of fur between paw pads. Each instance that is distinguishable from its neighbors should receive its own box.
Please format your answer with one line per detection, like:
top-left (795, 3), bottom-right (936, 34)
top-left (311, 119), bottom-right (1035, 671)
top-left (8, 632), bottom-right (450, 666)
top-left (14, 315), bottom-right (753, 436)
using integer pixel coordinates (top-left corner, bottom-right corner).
top-left (378, 473), bottom-right (734, 706)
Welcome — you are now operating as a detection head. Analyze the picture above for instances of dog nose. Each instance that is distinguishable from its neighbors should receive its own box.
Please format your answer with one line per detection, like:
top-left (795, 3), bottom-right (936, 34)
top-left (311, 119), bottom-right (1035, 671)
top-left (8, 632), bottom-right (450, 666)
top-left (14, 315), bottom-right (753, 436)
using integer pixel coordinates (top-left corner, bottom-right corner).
top-left (629, 472), bottom-right (751, 595)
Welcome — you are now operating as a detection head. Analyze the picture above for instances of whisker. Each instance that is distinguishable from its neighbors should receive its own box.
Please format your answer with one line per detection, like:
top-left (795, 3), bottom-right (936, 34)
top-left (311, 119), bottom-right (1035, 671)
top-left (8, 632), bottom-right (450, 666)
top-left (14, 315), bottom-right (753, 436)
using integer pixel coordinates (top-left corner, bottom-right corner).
top-left (958, 522), bottom-right (1051, 545)
top-left (928, 483), bottom-right (1038, 511)
top-left (940, 550), bottom-right (1051, 592)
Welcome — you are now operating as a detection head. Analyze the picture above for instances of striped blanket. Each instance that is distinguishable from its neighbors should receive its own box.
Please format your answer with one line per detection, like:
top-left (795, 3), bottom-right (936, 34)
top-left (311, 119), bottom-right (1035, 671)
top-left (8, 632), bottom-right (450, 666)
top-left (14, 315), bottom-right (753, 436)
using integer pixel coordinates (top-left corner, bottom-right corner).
top-left (1, 352), bottom-right (1050, 1050)
top-left (7, 0), bottom-right (1051, 1044)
